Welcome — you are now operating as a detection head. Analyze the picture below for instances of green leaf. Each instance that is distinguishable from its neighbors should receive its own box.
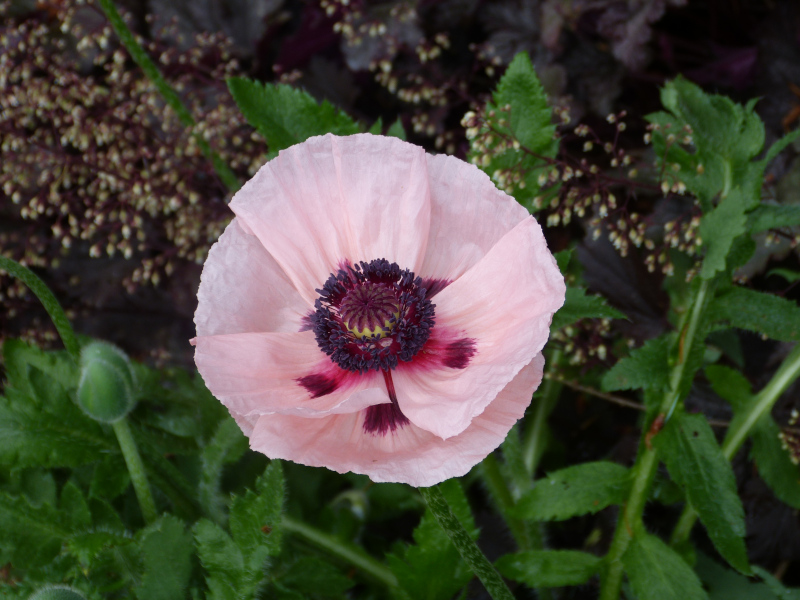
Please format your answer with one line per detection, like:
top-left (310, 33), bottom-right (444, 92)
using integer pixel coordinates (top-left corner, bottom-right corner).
top-left (194, 519), bottom-right (245, 600)
top-left (551, 286), bottom-right (626, 330)
top-left (199, 417), bottom-right (248, 525)
top-left (0, 492), bottom-right (67, 568)
top-left (751, 417), bottom-right (800, 509)
top-left (60, 481), bottom-right (91, 531)
top-left (513, 462), bottom-right (631, 521)
top-left (554, 249), bottom-right (572, 274)
top-left (602, 334), bottom-right (671, 393)
top-left (227, 78), bottom-right (360, 155)
top-left (495, 550), bottom-right (602, 587)
top-left (655, 413), bottom-right (749, 573)
top-left (709, 287), bottom-right (800, 342)
top-left (767, 268), bottom-right (800, 283)
top-left (752, 566), bottom-right (800, 600)
top-left (229, 460), bottom-right (285, 571)
top-left (748, 205), bottom-right (800, 234)
top-left (699, 188), bottom-right (750, 279)
top-left (278, 557), bottom-right (355, 596)
top-left (762, 129), bottom-right (800, 166)
top-left (135, 515), bottom-right (193, 600)
top-left (696, 553), bottom-right (778, 600)
top-left (89, 455), bottom-right (130, 500)
top-left (623, 532), bottom-right (708, 600)
top-left (368, 117), bottom-right (382, 135)
top-left (705, 365), bottom-right (753, 411)
top-left (66, 530), bottom-right (132, 568)
top-left (386, 479), bottom-right (478, 600)
top-left (387, 118), bottom-right (406, 140)
top-left (471, 51), bottom-right (557, 207)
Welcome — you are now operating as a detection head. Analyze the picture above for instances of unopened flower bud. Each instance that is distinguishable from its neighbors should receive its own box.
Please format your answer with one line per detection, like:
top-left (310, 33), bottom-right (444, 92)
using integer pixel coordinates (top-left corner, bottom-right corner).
top-left (77, 341), bottom-right (137, 423)
top-left (29, 586), bottom-right (88, 600)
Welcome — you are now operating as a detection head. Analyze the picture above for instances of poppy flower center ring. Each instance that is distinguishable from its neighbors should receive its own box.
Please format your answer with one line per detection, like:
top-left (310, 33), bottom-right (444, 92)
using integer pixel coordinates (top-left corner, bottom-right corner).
top-left (309, 258), bottom-right (435, 375)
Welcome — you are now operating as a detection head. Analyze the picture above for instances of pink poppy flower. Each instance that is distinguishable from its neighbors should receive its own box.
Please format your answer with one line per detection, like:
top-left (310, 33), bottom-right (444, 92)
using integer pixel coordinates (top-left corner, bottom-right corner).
top-left (192, 133), bottom-right (565, 487)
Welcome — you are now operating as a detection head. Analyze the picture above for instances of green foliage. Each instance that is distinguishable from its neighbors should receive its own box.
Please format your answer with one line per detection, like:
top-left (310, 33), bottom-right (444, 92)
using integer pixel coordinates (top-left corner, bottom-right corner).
top-left (709, 287), bottom-right (800, 342)
top-left (748, 204), bottom-right (800, 234)
top-left (551, 286), bottom-right (627, 330)
top-left (277, 557), bottom-right (355, 597)
top-left (750, 418), bottom-right (800, 509)
top-left (469, 52), bottom-right (558, 208)
top-left (623, 532), bottom-right (708, 600)
top-left (227, 78), bottom-right (360, 156)
top-left (696, 554), bottom-right (778, 600)
top-left (705, 365), bottom-right (752, 410)
top-left (495, 550), bottom-right (602, 587)
top-left (602, 334), bottom-right (671, 393)
top-left (655, 413), bottom-right (749, 573)
top-left (387, 480), bottom-right (478, 600)
top-left (135, 515), bottom-right (193, 600)
top-left (199, 417), bottom-right (249, 524)
top-left (513, 462), bottom-right (631, 521)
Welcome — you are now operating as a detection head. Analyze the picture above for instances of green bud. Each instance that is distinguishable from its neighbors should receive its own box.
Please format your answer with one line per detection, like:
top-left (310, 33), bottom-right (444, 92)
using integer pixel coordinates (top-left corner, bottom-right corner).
top-left (29, 585), bottom-right (88, 600)
top-left (77, 341), bottom-right (137, 423)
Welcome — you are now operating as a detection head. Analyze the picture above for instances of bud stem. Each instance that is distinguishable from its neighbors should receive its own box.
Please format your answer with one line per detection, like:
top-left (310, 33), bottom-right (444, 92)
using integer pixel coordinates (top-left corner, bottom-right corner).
top-left (112, 418), bottom-right (157, 524)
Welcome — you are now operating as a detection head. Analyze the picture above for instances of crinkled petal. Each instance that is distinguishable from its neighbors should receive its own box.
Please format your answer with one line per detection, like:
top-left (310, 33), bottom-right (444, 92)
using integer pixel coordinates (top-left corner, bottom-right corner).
top-left (195, 218), bottom-right (307, 336)
top-left (420, 153), bottom-right (530, 283)
top-left (193, 331), bottom-right (386, 417)
top-left (394, 217), bottom-right (565, 439)
top-left (244, 355), bottom-right (544, 487)
top-left (229, 133), bottom-right (431, 304)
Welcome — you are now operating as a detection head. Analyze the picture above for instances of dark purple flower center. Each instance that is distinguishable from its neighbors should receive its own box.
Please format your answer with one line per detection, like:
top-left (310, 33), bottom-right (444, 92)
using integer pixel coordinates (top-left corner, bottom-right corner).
top-left (309, 258), bottom-right (435, 374)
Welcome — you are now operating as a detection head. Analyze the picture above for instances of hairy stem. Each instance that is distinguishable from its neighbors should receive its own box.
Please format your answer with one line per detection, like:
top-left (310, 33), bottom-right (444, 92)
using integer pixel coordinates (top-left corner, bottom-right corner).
top-left (600, 279), bottom-right (711, 600)
top-left (281, 515), bottom-right (398, 588)
top-left (0, 256), bottom-right (80, 362)
top-left (671, 342), bottom-right (800, 544)
top-left (419, 485), bottom-right (515, 600)
top-left (95, 0), bottom-right (240, 193)
top-left (113, 418), bottom-right (157, 524)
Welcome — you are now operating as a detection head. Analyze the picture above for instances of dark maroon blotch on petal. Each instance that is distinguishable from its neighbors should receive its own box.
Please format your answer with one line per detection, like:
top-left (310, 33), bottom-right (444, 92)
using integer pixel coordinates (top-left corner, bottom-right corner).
top-left (442, 338), bottom-right (477, 369)
top-left (420, 277), bottom-right (450, 299)
top-left (363, 402), bottom-right (409, 435)
top-left (300, 312), bottom-right (315, 332)
top-left (297, 372), bottom-right (340, 398)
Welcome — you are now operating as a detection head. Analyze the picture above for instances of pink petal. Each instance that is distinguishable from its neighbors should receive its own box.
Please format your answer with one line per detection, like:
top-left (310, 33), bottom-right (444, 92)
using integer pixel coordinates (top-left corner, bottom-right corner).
top-left (419, 153), bottom-right (530, 283)
top-left (229, 134), bottom-right (431, 305)
top-left (193, 331), bottom-right (387, 417)
top-left (245, 356), bottom-right (545, 487)
top-left (194, 218), bottom-right (308, 337)
top-left (394, 217), bottom-right (565, 439)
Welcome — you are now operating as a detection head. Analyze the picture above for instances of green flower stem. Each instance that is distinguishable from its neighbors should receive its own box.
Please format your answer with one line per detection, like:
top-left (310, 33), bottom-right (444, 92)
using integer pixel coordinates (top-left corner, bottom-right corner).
top-left (95, 0), bottom-right (240, 193)
top-left (479, 453), bottom-right (533, 551)
top-left (600, 279), bottom-right (711, 600)
top-left (671, 342), bottom-right (800, 545)
top-left (0, 255), bottom-right (80, 362)
top-left (281, 515), bottom-right (398, 588)
top-left (112, 418), bottom-right (157, 524)
top-left (419, 485), bottom-right (515, 600)
top-left (522, 348), bottom-right (563, 475)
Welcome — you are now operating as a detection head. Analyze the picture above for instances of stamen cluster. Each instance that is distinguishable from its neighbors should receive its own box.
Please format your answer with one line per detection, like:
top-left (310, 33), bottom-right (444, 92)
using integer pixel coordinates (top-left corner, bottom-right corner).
top-left (310, 259), bottom-right (435, 373)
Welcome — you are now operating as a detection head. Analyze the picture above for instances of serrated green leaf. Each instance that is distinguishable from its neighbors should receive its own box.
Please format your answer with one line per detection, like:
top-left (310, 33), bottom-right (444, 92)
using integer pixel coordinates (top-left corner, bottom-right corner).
top-left (602, 334), bottom-right (671, 393)
top-left (709, 288), bottom-right (800, 342)
top-left (368, 117), bottom-right (383, 135)
top-left (751, 417), bottom-right (800, 509)
top-left (278, 556), bottom-right (355, 596)
top-left (60, 481), bottom-right (91, 531)
top-left (495, 550), bottom-right (601, 588)
top-left (470, 52), bottom-right (557, 206)
top-left (386, 479), bottom-right (477, 600)
top-left (699, 187), bottom-right (750, 280)
top-left (623, 532), bottom-right (708, 600)
top-left (3, 339), bottom-right (78, 391)
top-left (752, 566), bottom-right (800, 600)
top-left (655, 413), bottom-right (749, 573)
top-left (705, 365), bottom-right (753, 411)
top-left (66, 530), bottom-right (132, 568)
top-left (768, 268), bottom-right (800, 283)
top-left (763, 129), bottom-right (800, 166)
top-left (0, 492), bottom-right (67, 567)
top-left (696, 553), bottom-right (778, 600)
top-left (227, 78), bottom-right (360, 155)
top-left (551, 286), bottom-right (626, 330)
top-left (748, 205), bottom-right (800, 234)
top-left (135, 514), bottom-right (193, 600)
top-left (194, 519), bottom-right (245, 600)
top-left (229, 460), bottom-right (284, 571)
top-left (199, 417), bottom-right (248, 525)
top-left (554, 249), bottom-right (572, 274)
top-left (513, 462), bottom-right (631, 521)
